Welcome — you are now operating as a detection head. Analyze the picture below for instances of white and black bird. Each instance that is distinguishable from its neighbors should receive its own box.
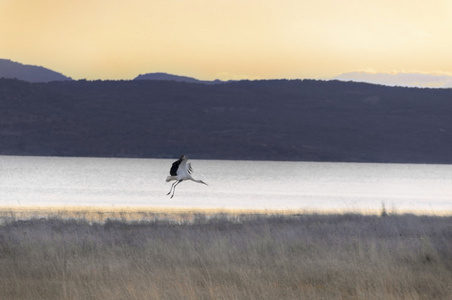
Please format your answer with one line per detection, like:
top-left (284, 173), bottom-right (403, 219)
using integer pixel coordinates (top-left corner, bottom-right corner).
top-left (166, 155), bottom-right (208, 198)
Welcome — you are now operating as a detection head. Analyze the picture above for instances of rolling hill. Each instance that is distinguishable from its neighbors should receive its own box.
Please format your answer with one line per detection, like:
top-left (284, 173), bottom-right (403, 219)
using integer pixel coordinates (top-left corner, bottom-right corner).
top-left (0, 78), bottom-right (451, 163)
top-left (0, 59), bottom-right (72, 82)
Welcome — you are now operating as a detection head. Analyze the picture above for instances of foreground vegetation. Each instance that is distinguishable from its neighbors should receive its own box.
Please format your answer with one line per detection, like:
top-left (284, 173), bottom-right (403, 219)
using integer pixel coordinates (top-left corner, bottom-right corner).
top-left (0, 209), bottom-right (451, 299)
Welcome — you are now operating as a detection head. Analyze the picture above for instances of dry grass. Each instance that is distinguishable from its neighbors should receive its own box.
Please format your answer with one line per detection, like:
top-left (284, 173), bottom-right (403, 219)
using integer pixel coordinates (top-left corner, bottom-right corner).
top-left (0, 208), bottom-right (451, 299)
top-left (0, 206), bottom-right (305, 224)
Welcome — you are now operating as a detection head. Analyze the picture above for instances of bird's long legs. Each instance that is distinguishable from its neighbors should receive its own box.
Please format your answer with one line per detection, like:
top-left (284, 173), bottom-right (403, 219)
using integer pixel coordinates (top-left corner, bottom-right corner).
top-left (167, 180), bottom-right (182, 198)
top-left (167, 181), bottom-right (178, 196)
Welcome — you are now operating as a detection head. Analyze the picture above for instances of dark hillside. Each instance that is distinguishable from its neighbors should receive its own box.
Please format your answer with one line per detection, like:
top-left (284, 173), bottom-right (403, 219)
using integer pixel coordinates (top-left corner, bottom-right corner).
top-left (0, 59), bottom-right (72, 82)
top-left (0, 78), bottom-right (451, 163)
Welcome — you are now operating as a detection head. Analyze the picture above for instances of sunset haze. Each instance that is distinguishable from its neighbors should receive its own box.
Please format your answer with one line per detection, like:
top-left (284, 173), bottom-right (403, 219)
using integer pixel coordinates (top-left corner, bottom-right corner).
top-left (1, 0), bottom-right (451, 80)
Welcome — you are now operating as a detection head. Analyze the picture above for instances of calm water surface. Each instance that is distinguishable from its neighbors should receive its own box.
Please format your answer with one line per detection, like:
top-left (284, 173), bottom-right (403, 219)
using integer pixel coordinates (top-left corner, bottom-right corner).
top-left (0, 155), bottom-right (451, 214)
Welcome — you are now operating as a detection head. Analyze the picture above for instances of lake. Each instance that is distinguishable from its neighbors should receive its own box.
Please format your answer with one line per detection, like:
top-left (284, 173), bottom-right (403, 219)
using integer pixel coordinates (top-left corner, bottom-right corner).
top-left (0, 155), bottom-right (451, 214)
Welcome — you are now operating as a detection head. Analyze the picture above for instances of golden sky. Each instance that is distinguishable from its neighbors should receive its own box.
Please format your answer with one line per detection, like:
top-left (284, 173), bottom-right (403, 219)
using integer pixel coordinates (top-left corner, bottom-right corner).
top-left (1, 0), bottom-right (451, 80)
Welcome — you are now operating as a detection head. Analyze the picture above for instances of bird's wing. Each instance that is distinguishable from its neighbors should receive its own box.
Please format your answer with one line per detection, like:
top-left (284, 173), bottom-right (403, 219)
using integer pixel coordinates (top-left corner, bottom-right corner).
top-left (187, 163), bottom-right (193, 175)
top-left (170, 157), bottom-right (183, 176)
top-left (177, 156), bottom-right (189, 176)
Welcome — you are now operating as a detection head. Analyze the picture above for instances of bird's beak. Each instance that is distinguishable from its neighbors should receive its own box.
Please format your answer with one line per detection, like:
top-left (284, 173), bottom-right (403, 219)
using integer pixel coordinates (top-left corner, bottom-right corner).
top-left (201, 181), bottom-right (208, 185)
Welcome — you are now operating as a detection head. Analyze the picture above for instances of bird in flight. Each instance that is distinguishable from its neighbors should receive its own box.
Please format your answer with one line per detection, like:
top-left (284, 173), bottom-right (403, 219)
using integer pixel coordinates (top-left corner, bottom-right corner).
top-left (166, 155), bottom-right (208, 198)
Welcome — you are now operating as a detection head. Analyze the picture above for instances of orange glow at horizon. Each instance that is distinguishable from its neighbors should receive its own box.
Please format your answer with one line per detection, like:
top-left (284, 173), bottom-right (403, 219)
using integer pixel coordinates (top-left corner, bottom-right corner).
top-left (0, 0), bottom-right (451, 80)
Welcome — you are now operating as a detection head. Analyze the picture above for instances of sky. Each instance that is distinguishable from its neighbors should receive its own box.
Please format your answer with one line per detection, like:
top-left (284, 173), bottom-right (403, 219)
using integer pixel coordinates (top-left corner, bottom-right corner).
top-left (1, 0), bottom-right (451, 81)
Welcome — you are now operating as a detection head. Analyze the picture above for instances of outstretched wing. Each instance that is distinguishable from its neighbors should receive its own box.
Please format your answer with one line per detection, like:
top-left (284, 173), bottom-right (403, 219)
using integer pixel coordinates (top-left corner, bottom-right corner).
top-left (169, 156), bottom-right (183, 176)
top-left (187, 163), bottom-right (193, 175)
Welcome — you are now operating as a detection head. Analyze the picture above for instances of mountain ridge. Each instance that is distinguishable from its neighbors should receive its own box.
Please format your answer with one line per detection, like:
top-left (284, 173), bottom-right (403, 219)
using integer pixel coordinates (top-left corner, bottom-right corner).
top-left (0, 59), bottom-right (72, 82)
top-left (134, 72), bottom-right (224, 84)
top-left (0, 78), bottom-right (451, 163)
top-left (2, 58), bottom-right (452, 88)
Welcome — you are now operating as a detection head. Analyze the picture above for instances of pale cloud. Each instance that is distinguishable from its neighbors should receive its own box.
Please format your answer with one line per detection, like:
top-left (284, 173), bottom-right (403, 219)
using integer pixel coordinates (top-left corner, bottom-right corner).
top-left (335, 71), bottom-right (452, 88)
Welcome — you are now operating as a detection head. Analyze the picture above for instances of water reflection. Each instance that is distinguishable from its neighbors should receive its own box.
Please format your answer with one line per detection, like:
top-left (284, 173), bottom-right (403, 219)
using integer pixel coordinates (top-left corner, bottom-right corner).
top-left (0, 156), bottom-right (451, 214)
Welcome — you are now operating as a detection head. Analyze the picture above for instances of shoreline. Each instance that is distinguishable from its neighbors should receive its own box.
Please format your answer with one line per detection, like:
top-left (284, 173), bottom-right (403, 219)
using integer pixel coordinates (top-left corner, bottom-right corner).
top-left (1, 205), bottom-right (451, 224)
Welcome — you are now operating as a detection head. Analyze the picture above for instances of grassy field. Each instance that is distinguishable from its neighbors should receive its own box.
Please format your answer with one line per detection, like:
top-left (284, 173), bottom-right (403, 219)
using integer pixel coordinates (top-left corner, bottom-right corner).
top-left (0, 207), bottom-right (451, 299)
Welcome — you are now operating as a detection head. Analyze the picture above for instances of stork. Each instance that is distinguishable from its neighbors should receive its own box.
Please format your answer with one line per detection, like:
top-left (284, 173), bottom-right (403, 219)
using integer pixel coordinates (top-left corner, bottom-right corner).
top-left (166, 155), bottom-right (208, 198)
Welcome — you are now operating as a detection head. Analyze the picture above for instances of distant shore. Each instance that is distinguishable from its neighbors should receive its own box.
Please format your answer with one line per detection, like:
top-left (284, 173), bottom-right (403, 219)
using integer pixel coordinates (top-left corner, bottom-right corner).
top-left (1, 206), bottom-right (451, 225)
top-left (1, 79), bottom-right (451, 164)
